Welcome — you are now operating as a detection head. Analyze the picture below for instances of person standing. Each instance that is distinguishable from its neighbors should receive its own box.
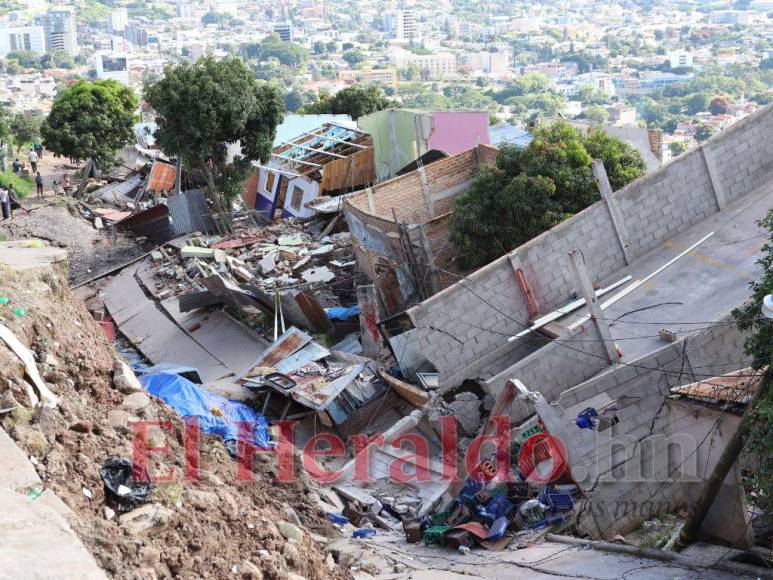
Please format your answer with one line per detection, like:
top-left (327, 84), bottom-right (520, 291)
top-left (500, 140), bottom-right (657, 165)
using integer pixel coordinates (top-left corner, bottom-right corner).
top-left (63, 174), bottom-right (71, 195)
top-left (0, 186), bottom-right (9, 220)
top-left (28, 148), bottom-right (38, 172)
top-left (34, 142), bottom-right (43, 159)
top-left (7, 187), bottom-right (27, 218)
top-left (35, 171), bottom-right (44, 198)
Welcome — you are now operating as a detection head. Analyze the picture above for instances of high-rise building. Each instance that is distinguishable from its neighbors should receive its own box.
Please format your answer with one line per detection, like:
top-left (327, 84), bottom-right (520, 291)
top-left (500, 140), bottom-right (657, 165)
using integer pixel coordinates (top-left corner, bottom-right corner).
top-left (95, 53), bottom-right (129, 84)
top-left (109, 8), bottom-right (129, 34)
top-left (125, 24), bottom-right (148, 47)
top-left (383, 10), bottom-right (417, 42)
top-left (273, 22), bottom-right (293, 42)
top-left (0, 25), bottom-right (46, 56)
top-left (37, 8), bottom-right (78, 55)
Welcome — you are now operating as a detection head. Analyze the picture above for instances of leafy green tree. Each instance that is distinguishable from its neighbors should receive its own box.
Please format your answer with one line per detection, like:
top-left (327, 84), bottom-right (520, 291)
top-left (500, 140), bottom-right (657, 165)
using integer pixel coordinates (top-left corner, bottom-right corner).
top-left (732, 210), bottom-right (773, 525)
top-left (686, 92), bottom-right (710, 115)
top-left (584, 128), bottom-right (646, 190)
top-left (342, 49), bottom-right (365, 67)
top-left (577, 84), bottom-right (610, 105)
top-left (306, 85), bottom-right (395, 120)
top-left (9, 114), bottom-right (41, 152)
top-left (144, 57), bottom-right (284, 213)
top-left (669, 141), bottom-right (686, 157)
top-left (6, 50), bottom-right (40, 69)
top-left (41, 79), bottom-right (137, 169)
top-left (398, 64), bottom-right (420, 81)
top-left (582, 105), bottom-right (609, 125)
top-left (40, 50), bottom-right (75, 69)
top-left (450, 123), bottom-right (645, 266)
top-left (313, 41), bottom-right (325, 55)
top-left (283, 89), bottom-right (305, 112)
top-left (243, 34), bottom-right (308, 68)
top-left (695, 123), bottom-right (713, 142)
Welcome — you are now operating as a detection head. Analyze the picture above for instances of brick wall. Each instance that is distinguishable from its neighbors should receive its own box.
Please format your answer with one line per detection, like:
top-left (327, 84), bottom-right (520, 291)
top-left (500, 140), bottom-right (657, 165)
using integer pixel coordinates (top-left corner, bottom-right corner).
top-left (407, 103), bottom-right (773, 388)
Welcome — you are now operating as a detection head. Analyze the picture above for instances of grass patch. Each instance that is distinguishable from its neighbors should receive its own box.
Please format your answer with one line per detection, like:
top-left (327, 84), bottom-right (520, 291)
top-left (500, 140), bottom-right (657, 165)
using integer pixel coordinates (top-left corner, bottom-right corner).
top-left (0, 168), bottom-right (35, 198)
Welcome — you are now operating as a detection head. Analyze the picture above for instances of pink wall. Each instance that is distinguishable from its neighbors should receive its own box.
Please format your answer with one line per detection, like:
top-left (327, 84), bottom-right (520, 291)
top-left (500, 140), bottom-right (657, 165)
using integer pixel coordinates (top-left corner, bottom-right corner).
top-left (427, 112), bottom-right (490, 154)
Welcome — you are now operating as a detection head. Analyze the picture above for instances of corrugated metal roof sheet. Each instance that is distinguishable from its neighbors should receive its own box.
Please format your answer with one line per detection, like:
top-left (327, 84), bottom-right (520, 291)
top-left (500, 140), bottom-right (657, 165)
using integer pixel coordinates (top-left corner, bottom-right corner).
top-left (167, 189), bottom-right (215, 235)
top-left (147, 160), bottom-right (177, 192)
top-left (92, 174), bottom-right (143, 204)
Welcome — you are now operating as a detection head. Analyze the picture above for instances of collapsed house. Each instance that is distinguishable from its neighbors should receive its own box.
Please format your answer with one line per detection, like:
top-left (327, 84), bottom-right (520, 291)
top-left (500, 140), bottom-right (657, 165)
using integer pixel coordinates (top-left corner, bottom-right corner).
top-left (343, 144), bottom-right (498, 316)
top-left (357, 109), bottom-right (491, 180)
top-left (392, 103), bottom-right (773, 404)
top-left (242, 122), bottom-right (376, 220)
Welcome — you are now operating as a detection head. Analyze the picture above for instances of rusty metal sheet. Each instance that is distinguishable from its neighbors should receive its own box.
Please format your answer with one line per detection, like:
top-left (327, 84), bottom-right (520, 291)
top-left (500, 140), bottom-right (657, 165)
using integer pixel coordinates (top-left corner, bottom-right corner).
top-left (147, 160), bottom-right (177, 192)
top-left (295, 290), bottom-right (334, 334)
top-left (339, 390), bottom-right (400, 439)
top-left (239, 327), bottom-right (312, 379)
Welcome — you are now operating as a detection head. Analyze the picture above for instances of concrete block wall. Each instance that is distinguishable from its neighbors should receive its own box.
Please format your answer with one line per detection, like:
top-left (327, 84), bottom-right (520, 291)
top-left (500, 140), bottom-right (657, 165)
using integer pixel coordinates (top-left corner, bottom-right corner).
top-left (614, 147), bottom-right (717, 260)
top-left (704, 103), bottom-right (773, 204)
top-left (406, 104), bottom-right (772, 389)
top-left (485, 322), bottom-right (610, 423)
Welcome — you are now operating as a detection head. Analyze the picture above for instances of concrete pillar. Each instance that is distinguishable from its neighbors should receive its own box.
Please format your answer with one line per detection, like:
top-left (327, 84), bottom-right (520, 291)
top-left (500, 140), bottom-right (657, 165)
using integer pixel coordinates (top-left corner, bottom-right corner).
top-left (568, 249), bottom-right (621, 363)
top-left (357, 284), bottom-right (381, 358)
top-left (592, 160), bottom-right (633, 265)
top-left (365, 186), bottom-right (376, 213)
top-left (701, 146), bottom-right (727, 211)
top-left (417, 164), bottom-right (435, 218)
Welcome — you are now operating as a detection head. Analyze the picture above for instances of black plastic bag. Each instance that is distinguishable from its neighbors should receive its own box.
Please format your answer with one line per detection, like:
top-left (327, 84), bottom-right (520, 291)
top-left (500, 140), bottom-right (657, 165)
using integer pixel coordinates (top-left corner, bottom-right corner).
top-left (100, 457), bottom-right (152, 512)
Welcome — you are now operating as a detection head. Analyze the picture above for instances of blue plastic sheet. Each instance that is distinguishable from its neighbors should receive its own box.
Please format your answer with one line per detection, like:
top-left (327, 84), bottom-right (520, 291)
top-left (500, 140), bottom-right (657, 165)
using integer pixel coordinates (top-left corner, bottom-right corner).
top-left (138, 372), bottom-right (272, 448)
top-left (325, 305), bottom-right (360, 321)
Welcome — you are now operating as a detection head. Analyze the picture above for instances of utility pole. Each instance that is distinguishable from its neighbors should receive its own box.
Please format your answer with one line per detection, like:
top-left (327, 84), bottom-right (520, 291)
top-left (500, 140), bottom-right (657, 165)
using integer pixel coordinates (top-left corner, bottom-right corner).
top-left (674, 368), bottom-right (771, 550)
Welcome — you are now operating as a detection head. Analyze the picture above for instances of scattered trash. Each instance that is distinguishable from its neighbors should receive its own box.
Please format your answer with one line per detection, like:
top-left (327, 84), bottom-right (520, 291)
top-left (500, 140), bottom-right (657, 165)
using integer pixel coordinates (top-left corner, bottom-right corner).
top-left (82, 487), bottom-right (94, 500)
top-left (352, 528), bottom-right (377, 539)
top-left (26, 487), bottom-right (43, 500)
top-left (327, 512), bottom-right (349, 525)
top-left (100, 457), bottom-right (152, 513)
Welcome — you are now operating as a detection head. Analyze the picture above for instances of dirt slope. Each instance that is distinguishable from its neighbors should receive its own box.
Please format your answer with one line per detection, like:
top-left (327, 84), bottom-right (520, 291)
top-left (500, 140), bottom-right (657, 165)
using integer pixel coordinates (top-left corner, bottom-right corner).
top-left (0, 262), bottom-right (347, 579)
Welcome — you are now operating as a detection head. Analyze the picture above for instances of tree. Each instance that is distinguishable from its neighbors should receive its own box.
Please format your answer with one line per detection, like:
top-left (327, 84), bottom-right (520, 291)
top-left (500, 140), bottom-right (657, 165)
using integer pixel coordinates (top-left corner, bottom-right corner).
top-left (449, 123), bottom-right (645, 266)
top-left (694, 123), bottom-right (713, 142)
top-left (144, 57), bottom-right (284, 214)
top-left (313, 41), bottom-right (325, 55)
top-left (305, 85), bottom-right (395, 120)
top-left (0, 104), bottom-right (10, 164)
top-left (6, 50), bottom-right (39, 69)
top-left (41, 79), bottom-right (137, 169)
top-left (709, 95), bottom-right (730, 115)
top-left (583, 105), bottom-right (609, 125)
top-left (9, 114), bottom-right (41, 152)
top-left (669, 141), bottom-right (686, 157)
top-left (342, 49), bottom-right (365, 67)
top-left (732, 210), bottom-right (773, 526)
top-left (283, 89), bottom-right (304, 113)
top-left (243, 34), bottom-right (308, 68)
top-left (398, 64), bottom-right (420, 81)
top-left (686, 92), bottom-right (710, 115)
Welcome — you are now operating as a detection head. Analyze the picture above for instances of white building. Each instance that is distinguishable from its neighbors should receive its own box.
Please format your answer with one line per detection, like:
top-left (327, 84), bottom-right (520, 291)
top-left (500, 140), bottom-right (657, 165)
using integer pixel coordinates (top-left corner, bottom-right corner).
top-left (38, 8), bottom-right (78, 55)
top-left (384, 10), bottom-right (418, 42)
top-left (109, 8), bottom-right (128, 33)
top-left (0, 25), bottom-right (46, 56)
top-left (273, 22), bottom-right (293, 42)
top-left (391, 49), bottom-right (456, 79)
top-left (668, 50), bottom-right (694, 69)
top-left (469, 51), bottom-right (508, 74)
top-left (709, 10), bottom-right (750, 25)
top-left (95, 53), bottom-right (129, 85)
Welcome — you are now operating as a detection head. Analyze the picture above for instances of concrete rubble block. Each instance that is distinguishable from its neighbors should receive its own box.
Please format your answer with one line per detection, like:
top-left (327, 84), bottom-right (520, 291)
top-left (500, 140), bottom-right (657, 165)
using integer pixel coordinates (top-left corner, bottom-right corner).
top-left (121, 392), bottom-right (152, 414)
top-left (447, 392), bottom-right (481, 436)
top-left (259, 252), bottom-right (277, 274)
top-left (113, 360), bottom-right (143, 393)
top-left (301, 266), bottom-right (335, 283)
top-left (119, 503), bottom-right (175, 535)
top-left (276, 520), bottom-right (304, 542)
top-left (107, 409), bottom-right (137, 434)
top-left (185, 489), bottom-right (220, 510)
top-left (180, 246), bottom-right (215, 259)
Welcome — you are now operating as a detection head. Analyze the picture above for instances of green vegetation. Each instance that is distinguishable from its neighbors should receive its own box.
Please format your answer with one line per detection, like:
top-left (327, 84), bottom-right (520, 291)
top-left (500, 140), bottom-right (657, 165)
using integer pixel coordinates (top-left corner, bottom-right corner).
top-left (242, 34), bottom-right (308, 68)
top-left (0, 168), bottom-right (34, 198)
top-left (342, 49), bottom-right (366, 67)
top-left (144, 56), bottom-right (284, 213)
top-left (10, 115), bottom-right (41, 153)
top-left (450, 123), bottom-right (645, 266)
top-left (75, 0), bottom-right (111, 27)
top-left (733, 210), bottom-right (773, 526)
top-left (305, 84), bottom-right (395, 120)
top-left (4, 50), bottom-right (76, 71)
top-left (41, 80), bottom-right (138, 169)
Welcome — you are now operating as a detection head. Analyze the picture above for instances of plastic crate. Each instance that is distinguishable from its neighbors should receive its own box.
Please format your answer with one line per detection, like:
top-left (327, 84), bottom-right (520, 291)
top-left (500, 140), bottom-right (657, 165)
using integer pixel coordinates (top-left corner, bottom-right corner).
top-left (538, 487), bottom-right (575, 511)
top-left (423, 525), bottom-right (450, 546)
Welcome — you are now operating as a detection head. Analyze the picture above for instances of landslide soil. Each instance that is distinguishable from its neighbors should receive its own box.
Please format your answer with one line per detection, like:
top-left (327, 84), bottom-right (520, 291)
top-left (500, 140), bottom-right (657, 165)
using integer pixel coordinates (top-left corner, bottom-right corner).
top-left (0, 263), bottom-right (348, 580)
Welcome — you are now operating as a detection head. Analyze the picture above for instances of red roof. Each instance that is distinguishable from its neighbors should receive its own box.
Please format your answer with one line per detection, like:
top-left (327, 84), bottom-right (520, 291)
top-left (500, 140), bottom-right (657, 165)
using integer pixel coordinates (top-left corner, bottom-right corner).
top-left (147, 161), bottom-right (176, 193)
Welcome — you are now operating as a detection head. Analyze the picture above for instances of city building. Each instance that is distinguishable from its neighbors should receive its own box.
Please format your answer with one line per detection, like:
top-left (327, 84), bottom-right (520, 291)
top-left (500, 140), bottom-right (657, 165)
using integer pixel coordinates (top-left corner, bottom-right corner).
top-left (606, 104), bottom-right (637, 126)
top-left (109, 8), bottom-right (128, 34)
top-left (468, 51), bottom-right (509, 74)
top-left (273, 22), bottom-right (294, 42)
top-left (338, 68), bottom-right (398, 89)
top-left (383, 10), bottom-right (417, 42)
top-left (0, 25), bottom-right (46, 56)
top-left (95, 53), bottom-right (130, 84)
top-left (390, 49), bottom-right (457, 79)
top-left (125, 24), bottom-right (149, 47)
top-left (37, 8), bottom-right (78, 55)
top-left (668, 50), bottom-right (694, 69)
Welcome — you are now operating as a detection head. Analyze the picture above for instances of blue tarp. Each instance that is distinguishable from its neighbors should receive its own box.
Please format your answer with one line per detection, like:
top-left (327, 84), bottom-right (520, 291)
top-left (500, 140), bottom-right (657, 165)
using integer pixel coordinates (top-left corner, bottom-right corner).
top-left (325, 305), bottom-right (360, 320)
top-left (138, 372), bottom-right (272, 448)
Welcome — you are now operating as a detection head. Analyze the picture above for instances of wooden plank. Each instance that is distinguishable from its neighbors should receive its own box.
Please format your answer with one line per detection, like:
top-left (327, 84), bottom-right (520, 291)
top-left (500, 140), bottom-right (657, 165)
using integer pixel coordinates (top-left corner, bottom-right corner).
top-left (378, 369), bottom-right (430, 407)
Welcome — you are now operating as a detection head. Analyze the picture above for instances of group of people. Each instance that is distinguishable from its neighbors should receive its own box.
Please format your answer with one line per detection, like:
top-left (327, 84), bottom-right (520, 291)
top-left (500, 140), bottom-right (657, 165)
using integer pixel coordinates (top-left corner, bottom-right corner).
top-left (10, 144), bottom-right (72, 198)
top-left (0, 184), bottom-right (24, 221)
